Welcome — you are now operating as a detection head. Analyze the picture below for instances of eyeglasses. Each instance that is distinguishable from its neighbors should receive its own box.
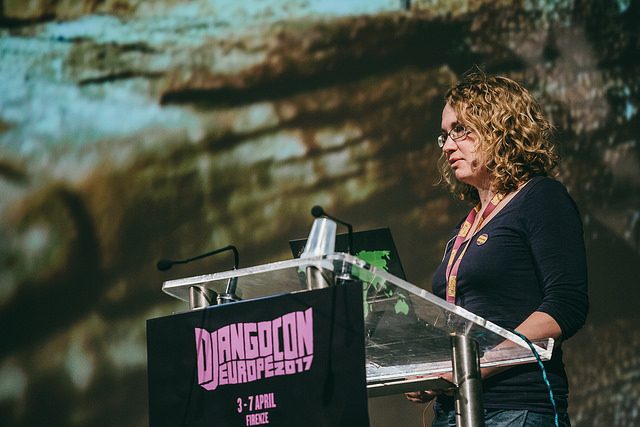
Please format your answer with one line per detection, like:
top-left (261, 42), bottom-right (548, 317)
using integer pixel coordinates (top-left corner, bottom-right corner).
top-left (437, 124), bottom-right (470, 148)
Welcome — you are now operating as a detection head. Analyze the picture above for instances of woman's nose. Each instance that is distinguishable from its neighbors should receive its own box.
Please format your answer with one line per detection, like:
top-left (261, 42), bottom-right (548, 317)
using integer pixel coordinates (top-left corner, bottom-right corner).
top-left (441, 135), bottom-right (457, 152)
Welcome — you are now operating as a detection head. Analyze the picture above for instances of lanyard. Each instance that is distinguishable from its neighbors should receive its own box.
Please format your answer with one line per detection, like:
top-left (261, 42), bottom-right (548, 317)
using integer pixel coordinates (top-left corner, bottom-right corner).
top-left (445, 193), bottom-right (504, 304)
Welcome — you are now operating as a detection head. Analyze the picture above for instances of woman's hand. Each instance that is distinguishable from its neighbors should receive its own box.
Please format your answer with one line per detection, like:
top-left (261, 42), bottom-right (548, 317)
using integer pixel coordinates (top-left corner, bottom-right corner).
top-left (405, 372), bottom-right (455, 404)
top-left (405, 389), bottom-right (442, 403)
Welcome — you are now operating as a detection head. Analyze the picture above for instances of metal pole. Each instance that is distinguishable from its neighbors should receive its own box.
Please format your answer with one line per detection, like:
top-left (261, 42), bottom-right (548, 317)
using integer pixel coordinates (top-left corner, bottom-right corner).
top-left (189, 286), bottom-right (217, 310)
top-left (451, 334), bottom-right (485, 427)
top-left (305, 265), bottom-right (334, 290)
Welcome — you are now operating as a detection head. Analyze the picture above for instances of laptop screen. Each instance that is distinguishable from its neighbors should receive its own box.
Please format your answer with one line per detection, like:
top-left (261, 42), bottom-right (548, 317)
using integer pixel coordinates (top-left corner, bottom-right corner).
top-left (288, 227), bottom-right (407, 280)
top-left (289, 227), bottom-right (425, 353)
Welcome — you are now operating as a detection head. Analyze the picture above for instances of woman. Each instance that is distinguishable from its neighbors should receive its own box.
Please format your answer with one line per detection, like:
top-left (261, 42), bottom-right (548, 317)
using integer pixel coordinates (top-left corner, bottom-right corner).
top-left (406, 72), bottom-right (589, 426)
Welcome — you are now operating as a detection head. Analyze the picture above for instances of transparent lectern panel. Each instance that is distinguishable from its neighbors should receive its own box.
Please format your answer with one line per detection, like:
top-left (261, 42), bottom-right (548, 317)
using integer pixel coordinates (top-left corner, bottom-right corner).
top-left (343, 256), bottom-right (552, 384)
top-left (162, 253), bottom-right (553, 387)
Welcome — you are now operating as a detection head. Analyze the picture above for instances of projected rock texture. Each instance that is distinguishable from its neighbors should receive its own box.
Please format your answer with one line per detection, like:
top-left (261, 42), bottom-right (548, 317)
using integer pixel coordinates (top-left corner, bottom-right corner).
top-left (0, 1), bottom-right (638, 426)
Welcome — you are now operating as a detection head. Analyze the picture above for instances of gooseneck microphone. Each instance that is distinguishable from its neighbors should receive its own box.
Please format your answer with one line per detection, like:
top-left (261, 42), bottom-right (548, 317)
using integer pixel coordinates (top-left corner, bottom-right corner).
top-left (157, 245), bottom-right (241, 308)
top-left (156, 245), bottom-right (239, 271)
top-left (311, 205), bottom-right (353, 255)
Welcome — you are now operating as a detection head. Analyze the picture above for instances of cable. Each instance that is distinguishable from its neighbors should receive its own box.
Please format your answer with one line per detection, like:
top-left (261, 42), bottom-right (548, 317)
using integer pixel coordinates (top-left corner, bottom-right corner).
top-left (511, 331), bottom-right (559, 427)
top-left (422, 398), bottom-right (435, 427)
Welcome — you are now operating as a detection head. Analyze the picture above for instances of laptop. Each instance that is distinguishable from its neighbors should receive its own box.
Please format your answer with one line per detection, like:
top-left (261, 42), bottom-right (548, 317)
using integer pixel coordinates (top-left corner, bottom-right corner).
top-left (288, 227), bottom-right (407, 280)
top-left (289, 227), bottom-right (422, 342)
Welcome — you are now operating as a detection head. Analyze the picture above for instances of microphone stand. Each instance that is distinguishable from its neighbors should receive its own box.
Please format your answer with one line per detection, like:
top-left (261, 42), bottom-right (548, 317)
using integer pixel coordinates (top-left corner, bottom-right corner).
top-left (310, 206), bottom-right (355, 286)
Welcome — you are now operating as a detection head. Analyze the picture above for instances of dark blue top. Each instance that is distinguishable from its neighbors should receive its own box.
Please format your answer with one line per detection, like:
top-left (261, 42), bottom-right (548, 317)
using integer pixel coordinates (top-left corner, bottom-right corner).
top-left (432, 176), bottom-right (589, 413)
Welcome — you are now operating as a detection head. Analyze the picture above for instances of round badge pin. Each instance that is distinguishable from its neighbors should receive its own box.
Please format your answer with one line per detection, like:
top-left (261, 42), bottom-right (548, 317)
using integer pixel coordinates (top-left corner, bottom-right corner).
top-left (476, 234), bottom-right (488, 245)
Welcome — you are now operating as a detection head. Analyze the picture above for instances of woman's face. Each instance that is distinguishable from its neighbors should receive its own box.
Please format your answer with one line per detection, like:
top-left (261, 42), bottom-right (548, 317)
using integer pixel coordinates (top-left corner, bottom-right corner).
top-left (440, 103), bottom-right (489, 190)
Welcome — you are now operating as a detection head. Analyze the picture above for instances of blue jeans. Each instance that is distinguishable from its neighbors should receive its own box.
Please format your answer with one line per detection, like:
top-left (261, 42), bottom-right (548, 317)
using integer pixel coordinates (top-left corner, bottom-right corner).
top-left (432, 408), bottom-right (571, 427)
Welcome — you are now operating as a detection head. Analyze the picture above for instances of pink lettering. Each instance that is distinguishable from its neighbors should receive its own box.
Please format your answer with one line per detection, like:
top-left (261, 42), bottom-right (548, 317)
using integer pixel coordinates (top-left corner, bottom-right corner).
top-left (218, 325), bottom-right (231, 364)
top-left (297, 308), bottom-right (313, 356)
top-left (285, 360), bottom-right (295, 375)
top-left (195, 328), bottom-right (212, 384)
top-left (219, 362), bottom-right (228, 385)
top-left (246, 411), bottom-right (269, 426)
top-left (246, 359), bottom-right (257, 382)
top-left (272, 318), bottom-right (283, 361)
top-left (227, 361), bottom-right (238, 384)
top-left (244, 323), bottom-right (259, 359)
top-left (196, 329), bottom-right (219, 391)
top-left (231, 323), bottom-right (245, 360)
top-left (256, 357), bottom-right (264, 379)
top-left (264, 355), bottom-right (274, 378)
top-left (237, 360), bottom-right (247, 383)
top-left (258, 321), bottom-right (273, 357)
top-left (283, 312), bottom-right (298, 359)
top-left (194, 308), bottom-right (315, 391)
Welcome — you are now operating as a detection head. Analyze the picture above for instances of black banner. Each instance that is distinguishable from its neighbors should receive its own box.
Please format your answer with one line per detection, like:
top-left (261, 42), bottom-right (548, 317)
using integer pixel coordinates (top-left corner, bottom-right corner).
top-left (147, 282), bottom-right (369, 426)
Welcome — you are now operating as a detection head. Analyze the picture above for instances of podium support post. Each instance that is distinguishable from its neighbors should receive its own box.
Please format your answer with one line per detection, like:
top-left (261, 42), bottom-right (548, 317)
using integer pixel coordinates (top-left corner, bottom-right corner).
top-left (451, 334), bottom-right (485, 427)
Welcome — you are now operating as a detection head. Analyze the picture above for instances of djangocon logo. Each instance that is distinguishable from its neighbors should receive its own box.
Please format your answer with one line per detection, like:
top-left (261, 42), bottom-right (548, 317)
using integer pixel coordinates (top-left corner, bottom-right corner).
top-left (195, 308), bottom-right (314, 391)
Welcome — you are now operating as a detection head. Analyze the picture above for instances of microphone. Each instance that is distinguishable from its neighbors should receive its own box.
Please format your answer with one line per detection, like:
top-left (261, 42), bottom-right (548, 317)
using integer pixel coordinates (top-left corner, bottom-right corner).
top-left (311, 205), bottom-right (353, 255)
top-left (156, 245), bottom-right (239, 271)
top-left (156, 245), bottom-right (241, 308)
top-left (310, 205), bottom-right (357, 287)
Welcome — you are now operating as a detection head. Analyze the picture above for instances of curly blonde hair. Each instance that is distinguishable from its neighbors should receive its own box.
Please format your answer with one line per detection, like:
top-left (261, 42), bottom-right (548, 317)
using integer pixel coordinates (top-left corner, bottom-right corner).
top-left (438, 71), bottom-right (558, 203)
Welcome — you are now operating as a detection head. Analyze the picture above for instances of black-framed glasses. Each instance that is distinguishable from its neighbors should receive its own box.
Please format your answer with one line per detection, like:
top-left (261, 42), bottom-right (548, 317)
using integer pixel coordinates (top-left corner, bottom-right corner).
top-left (437, 124), bottom-right (470, 148)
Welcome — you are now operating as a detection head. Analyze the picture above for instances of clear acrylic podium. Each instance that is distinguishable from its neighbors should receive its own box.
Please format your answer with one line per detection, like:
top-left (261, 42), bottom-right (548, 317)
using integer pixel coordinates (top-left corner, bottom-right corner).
top-left (162, 253), bottom-right (553, 426)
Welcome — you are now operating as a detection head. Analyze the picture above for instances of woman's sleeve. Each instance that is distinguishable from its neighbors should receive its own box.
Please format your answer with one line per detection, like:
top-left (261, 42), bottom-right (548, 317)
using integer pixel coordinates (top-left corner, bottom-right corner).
top-left (523, 179), bottom-right (590, 340)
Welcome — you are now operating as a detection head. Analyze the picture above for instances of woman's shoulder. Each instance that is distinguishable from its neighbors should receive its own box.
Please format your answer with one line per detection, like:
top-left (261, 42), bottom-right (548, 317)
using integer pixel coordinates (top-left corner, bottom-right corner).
top-left (517, 176), bottom-right (572, 202)
top-left (522, 175), bottom-right (565, 192)
top-left (515, 176), bottom-right (580, 218)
